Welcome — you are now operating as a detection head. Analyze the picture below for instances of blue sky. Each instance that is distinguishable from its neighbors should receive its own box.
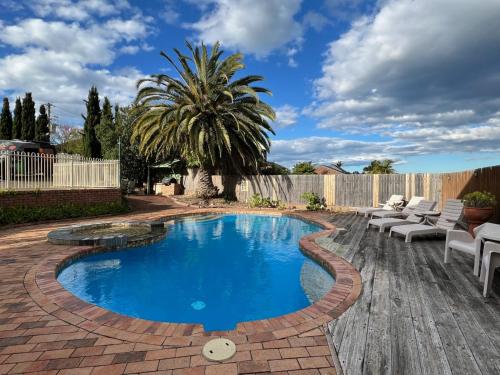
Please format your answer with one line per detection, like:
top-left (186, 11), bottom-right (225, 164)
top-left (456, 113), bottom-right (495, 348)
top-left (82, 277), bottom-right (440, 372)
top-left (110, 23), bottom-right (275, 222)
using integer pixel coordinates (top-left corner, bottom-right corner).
top-left (1, 0), bottom-right (499, 173)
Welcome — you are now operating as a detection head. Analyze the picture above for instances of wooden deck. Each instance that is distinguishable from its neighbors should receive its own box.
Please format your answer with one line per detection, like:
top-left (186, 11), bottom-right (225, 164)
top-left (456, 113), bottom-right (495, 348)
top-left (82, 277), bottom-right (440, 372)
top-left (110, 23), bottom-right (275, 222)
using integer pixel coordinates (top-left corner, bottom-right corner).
top-left (321, 213), bottom-right (500, 375)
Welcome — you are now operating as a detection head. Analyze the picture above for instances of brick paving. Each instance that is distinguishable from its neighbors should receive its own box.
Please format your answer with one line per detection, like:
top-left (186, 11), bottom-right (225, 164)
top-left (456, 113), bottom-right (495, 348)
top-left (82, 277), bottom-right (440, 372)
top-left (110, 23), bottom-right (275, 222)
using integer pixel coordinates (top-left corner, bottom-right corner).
top-left (0, 196), bottom-right (361, 374)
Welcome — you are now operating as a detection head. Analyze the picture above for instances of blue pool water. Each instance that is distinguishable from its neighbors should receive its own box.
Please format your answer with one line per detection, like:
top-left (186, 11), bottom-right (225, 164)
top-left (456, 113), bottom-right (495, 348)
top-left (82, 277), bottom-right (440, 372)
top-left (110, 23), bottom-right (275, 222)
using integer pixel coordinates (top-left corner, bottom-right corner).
top-left (57, 214), bottom-right (335, 331)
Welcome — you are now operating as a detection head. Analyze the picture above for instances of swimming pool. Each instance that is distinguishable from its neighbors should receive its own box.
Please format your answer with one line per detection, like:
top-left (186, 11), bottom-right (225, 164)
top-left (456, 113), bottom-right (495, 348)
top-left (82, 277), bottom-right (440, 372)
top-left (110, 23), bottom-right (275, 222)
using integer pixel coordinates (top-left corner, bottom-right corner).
top-left (57, 214), bottom-right (335, 331)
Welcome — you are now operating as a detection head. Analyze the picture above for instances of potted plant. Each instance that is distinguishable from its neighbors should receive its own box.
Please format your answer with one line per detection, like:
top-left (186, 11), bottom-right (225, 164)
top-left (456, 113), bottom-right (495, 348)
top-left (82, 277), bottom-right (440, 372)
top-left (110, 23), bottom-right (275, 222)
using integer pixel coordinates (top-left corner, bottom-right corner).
top-left (462, 191), bottom-right (497, 233)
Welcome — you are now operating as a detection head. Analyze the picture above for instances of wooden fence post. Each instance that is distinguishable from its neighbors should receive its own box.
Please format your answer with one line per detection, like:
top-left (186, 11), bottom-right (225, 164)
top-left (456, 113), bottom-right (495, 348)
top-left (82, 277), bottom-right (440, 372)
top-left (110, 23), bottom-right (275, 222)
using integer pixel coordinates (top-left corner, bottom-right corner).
top-left (372, 174), bottom-right (380, 207)
top-left (323, 175), bottom-right (336, 207)
top-left (423, 173), bottom-right (431, 199)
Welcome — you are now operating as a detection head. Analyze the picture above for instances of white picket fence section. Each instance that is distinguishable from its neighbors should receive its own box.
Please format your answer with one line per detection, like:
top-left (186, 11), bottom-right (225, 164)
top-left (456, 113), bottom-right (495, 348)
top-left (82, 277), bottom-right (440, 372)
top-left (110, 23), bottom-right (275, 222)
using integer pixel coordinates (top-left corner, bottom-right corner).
top-left (0, 151), bottom-right (120, 190)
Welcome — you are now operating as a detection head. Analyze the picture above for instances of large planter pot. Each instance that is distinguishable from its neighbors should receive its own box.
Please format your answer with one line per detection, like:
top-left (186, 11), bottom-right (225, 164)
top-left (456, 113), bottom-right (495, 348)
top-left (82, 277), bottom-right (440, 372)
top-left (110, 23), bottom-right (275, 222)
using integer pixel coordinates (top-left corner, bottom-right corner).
top-left (464, 207), bottom-right (494, 234)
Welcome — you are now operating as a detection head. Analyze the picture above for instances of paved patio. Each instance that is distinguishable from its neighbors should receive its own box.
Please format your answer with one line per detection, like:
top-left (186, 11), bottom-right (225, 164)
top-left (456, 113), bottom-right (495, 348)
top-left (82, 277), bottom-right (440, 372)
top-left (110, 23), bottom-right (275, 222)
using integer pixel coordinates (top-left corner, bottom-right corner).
top-left (0, 198), bottom-right (356, 375)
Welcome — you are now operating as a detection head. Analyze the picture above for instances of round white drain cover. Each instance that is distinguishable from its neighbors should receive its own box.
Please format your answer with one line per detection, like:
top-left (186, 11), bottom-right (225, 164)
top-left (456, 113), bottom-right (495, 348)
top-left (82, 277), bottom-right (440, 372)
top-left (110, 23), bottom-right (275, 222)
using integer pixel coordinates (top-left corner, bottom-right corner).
top-left (202, 338), bottom-right (236, 362)
top-left (191, 301), bottom-right (206, 310)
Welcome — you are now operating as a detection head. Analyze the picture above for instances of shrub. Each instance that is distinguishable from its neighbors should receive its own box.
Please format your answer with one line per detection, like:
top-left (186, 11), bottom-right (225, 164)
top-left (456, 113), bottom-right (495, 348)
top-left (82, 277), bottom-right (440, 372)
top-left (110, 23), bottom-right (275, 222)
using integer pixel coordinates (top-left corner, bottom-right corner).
top-left (248, 193), bottom-right (285, 209)
top-left (0, 200), bottom-right (129, 226)
top-left (301, 192), bottom-right (326, 211)
top-left (462, 191), bottom-right (497, 208)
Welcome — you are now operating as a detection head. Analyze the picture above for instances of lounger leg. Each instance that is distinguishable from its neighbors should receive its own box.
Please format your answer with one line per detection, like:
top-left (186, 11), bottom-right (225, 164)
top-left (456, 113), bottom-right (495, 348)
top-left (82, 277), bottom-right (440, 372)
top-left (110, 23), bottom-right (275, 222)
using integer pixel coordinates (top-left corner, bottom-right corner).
top-left (474, 252), bottom-right (481, 277)
top-left (379, 225), bottom-right (384, 233)
top-left (405, 233), bottom-right (412, 243)
top-left (388, 229), bottom-right (393, 238)
top-left (483, 267), bottom-right (494, 297)
top-left (444, 246), bottom-right (452, 263)
top-left (483, 254), bottom-right (500, 297)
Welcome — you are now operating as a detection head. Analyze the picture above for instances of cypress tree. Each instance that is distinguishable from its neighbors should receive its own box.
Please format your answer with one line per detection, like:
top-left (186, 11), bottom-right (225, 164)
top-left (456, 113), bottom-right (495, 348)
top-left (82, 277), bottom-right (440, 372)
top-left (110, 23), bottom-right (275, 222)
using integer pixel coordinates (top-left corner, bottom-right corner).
top-left (21, 93), bottom-right (36, 141)
top-left (82, 86), bottom-right (102, 158)
top-left (35, 105), bottom-right (50, 142)
top-left (0, 98), bottom-right (13, 140)
top-left (12, 98), bottom-right (23, 139)
top-left (96, 97), bottom-right (118, 159)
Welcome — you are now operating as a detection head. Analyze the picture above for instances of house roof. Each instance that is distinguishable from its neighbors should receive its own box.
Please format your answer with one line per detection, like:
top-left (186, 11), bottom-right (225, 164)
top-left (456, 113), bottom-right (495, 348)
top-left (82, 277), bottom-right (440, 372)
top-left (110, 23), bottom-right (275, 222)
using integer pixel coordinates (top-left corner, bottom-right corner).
top-left (315, 164), bottom-right (348, 174)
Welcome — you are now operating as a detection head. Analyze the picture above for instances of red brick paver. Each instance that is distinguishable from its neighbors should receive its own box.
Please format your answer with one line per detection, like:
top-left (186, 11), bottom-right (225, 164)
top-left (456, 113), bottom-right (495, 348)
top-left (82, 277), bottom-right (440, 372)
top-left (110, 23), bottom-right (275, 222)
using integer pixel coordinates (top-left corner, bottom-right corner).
top-left (0, 202), bottom-right (361, 374)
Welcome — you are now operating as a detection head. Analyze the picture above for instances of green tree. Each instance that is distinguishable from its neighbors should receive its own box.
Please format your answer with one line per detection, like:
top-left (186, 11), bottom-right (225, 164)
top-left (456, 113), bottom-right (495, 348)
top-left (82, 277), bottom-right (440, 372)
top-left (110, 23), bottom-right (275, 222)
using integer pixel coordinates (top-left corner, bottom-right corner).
top-left (133, 41), bottom-right (275, 198)
top-left (96, 97), bottom-right (118, 159)
top-left (259, 161), bottom-right (289, 175)
top-left (82, 86), bottom-right (102, 158)
top-left (117, 106), bottom-right (147, 182)
top-left (0, 98), bottom-right (13, 139)
top-left (12, 98), bottom-right (22, 139)
top-left (53, 125), bottom-right (83, 154)
top-left (35, 105), bottom-right (50, 142)
top-left (363, 159), bottom-right (396, 174)
top-left (292, 161), bottom-right (316, 174)
top-left (21, 93), bottom-right (36, 141)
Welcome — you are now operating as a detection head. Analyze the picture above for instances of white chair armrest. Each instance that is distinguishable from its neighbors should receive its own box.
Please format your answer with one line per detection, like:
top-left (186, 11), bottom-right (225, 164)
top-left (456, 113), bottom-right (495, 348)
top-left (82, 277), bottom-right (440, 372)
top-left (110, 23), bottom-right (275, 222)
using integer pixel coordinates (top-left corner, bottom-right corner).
top-left (446, 230), bottom-right (473, 247)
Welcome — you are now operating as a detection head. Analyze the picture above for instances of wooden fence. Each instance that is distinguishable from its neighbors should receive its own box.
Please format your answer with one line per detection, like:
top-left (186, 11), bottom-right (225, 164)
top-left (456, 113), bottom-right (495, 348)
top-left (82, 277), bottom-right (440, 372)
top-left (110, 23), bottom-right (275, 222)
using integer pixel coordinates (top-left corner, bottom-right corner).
top-left (0, 151), bottom-right (120, 190)
top-left (182, 165), bottom-right (500, 222)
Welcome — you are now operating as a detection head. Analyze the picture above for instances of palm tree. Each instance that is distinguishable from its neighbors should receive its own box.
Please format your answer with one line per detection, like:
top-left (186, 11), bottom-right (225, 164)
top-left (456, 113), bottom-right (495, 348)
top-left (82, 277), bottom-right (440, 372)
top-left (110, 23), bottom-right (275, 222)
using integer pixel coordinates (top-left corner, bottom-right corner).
top-left (132, 41), bottom-right (275, 198)
top-left (363, 159), bottom-right (395, 174)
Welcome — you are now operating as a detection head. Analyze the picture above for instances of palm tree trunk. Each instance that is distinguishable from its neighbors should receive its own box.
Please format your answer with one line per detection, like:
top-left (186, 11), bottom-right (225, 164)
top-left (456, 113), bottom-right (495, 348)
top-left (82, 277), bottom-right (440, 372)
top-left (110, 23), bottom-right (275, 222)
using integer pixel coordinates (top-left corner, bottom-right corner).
top-left (196, 166), bottom-right (219, 198)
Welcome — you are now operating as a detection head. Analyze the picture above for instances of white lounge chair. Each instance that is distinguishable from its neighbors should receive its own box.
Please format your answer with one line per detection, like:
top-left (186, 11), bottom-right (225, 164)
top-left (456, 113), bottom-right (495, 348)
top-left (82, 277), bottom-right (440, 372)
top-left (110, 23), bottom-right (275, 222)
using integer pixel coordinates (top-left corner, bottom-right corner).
top-left (444, 223), bottom-right (500, 276)
top-left (356, 194), bottom-right (404, 217)
top-left (389, 199), bottom-right (464, 243)
top-left (367, 200), bottom-right (436, 232)
top-left (480, 241), bottom-right (500, 297)
top-left (371, 196), bottom-right (425, 219)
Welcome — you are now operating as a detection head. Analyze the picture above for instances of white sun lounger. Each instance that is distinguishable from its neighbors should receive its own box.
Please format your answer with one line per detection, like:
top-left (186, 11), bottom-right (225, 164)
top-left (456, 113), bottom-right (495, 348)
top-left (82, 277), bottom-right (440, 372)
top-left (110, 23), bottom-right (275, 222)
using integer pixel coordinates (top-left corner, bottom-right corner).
top-left (371, 196), bottom-right (425, 219)
top-left (480, 241), bottom-right (500, 297)
top-left (356, 194), bottom-right (404, 217)
top-left (367, 200), bottom-right (436, 232)
top-left (389, 199), bottom-right (464, 242)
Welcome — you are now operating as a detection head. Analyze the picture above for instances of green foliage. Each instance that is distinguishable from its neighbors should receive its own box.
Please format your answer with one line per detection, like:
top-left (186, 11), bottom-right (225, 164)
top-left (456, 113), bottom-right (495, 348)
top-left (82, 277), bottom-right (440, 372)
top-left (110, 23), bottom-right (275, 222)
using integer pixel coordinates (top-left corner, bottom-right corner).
top-left (132, 41), bottom-right (275, 197)
top-left (0, 201), bottom-right (129, 226)
top-left (12, 98), bottom-right (22, 139)
top-left (0, 98), bottom-right (13, 139)
top-left (21, 93), bottom-right (36, 141)
top-left (35, 105), bottom-right (50, 142)
top-left (259, 161), bottom-right (289, 175)
top-left (82, 86), bottom-right (102, 158)
top-left (248, 193), bottom-right (285, 209)
top-left (363, 159), bottom-right (395, 174)
top-left (292, 161), bottom-right (316, 175)
top-left (97, 97), bottom-right (118, 159)
top-left (53, 125), bottom-right (83, 154)
top-left (116, 106), bottom-right (147, 182)
top-left (462, 191), bottom-right (497, 208)
top-left (301, 192), bottom-right (326, 211)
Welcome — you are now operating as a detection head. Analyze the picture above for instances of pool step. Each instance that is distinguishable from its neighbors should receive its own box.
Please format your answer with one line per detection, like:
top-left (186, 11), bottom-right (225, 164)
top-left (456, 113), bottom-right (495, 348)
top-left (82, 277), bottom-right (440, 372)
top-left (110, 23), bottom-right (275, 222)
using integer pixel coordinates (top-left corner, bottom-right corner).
top-left (170, 214), bottom-right (222, 224)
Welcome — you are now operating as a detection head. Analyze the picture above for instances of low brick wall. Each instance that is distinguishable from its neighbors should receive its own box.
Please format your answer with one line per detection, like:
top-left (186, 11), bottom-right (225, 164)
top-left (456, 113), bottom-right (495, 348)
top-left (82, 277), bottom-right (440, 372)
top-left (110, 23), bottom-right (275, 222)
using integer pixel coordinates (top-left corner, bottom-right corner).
top-left (0, 189), bottom-right (122, 208)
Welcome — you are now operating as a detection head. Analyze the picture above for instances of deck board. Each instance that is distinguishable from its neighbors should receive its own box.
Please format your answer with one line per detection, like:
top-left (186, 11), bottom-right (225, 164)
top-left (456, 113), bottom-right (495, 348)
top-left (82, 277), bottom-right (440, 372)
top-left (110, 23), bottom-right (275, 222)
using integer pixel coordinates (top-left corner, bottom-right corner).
top-left (323, 213), bottom-right (500, 375)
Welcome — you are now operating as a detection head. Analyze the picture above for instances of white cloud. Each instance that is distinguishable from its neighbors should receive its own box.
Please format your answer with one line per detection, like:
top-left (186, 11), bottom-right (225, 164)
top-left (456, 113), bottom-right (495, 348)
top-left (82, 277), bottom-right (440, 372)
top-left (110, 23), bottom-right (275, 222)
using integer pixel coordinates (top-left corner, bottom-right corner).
top-left (161, 0), bottom-right (180, 25)
top-left (0, 13), bottom-right (151, 124)
top-left (29, 0), bottom-right (131, 21)
top-left (305, 0), bottom-right (500, 162)
top-left (186, 0), bottom-right (303, 58)
top-left (302, 11), bottom-right (330, 32)
top-left (270, 137), bottom-right (397, 167)
top-left (274, 105), bottom-right (300, 127)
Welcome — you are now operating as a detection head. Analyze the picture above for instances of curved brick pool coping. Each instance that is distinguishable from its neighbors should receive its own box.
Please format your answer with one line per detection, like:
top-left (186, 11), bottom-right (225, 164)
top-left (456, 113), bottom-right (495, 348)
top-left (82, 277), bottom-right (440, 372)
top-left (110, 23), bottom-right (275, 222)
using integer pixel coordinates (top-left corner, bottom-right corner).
top-left (25, 209), bottom-right (362, 349)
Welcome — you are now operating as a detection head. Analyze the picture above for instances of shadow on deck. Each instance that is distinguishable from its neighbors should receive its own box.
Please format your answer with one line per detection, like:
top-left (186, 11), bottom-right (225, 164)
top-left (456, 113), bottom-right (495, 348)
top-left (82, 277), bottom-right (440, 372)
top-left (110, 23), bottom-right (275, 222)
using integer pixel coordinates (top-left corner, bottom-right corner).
top-left (321, 213), bottom-right (500, 375)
